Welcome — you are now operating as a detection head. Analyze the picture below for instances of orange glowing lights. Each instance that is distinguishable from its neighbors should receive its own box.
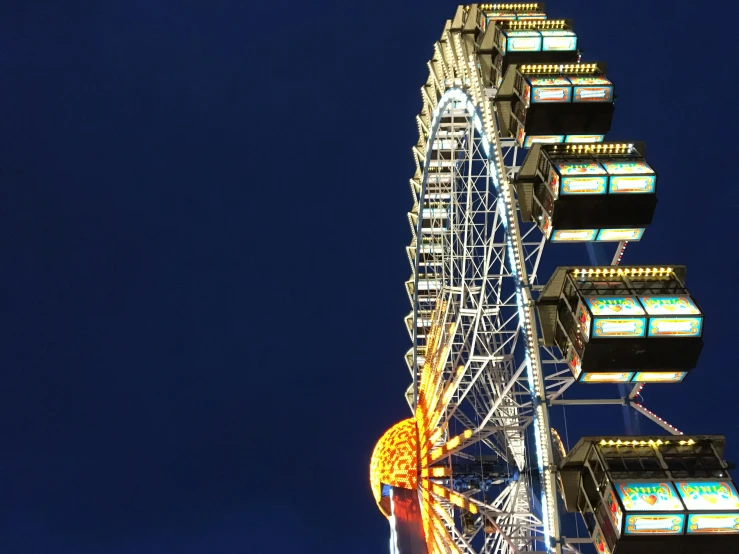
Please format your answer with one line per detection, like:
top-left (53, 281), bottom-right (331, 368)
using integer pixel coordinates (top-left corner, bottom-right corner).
top-left (421, 467), bottom-right (451, 478)
top-left (370, 298), bottom-right (477, 550)
top-left (369, 418), bottom-right (418, 516)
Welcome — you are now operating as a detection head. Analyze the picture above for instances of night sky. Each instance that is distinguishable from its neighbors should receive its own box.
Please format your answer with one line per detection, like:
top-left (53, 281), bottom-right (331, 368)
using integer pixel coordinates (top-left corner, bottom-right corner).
top-left (1, 1), bottom-right (738, 552)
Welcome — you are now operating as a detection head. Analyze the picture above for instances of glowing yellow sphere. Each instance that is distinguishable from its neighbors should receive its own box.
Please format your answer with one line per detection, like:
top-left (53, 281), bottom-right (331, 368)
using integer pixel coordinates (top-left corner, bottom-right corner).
top-left (369, 418), bottom-right (418, 517)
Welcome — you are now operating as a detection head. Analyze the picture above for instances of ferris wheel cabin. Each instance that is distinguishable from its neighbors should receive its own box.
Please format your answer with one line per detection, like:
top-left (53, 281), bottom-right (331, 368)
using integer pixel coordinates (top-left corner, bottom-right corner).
top-left (515, 142), bottom-right (657, 242)
top-left (479, 17), bottom-right (579, 90)
top-left (491, 62), bottom-right (614, 147)
top-left (537, 266), bottom-right (704, 384)
top-left (558, 435), bottom-right (739, 554)
top-left (511, 63), bottom-right (615, 145)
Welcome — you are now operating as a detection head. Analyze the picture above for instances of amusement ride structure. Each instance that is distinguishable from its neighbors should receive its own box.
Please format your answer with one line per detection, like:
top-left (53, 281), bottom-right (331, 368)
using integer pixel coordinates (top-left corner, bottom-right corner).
top-left (369, 4), bottom-right (739, 554)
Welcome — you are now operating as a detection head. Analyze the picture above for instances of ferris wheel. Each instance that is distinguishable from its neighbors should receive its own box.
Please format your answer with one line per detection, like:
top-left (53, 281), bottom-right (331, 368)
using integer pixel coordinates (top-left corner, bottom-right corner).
top-left (369, 4), bottom-right (739, 554)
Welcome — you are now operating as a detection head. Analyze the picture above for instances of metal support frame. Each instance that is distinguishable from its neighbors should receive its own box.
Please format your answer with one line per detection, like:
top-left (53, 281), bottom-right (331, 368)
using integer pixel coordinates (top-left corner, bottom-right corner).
top-left (407, 22), bottom-right (561, 552)
top-left (403, 6), bottom-right (690, 554)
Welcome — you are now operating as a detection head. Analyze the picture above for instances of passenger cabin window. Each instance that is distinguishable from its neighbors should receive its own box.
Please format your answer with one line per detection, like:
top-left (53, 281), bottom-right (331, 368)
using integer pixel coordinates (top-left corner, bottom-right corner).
top-left (663, 453), bottom-right (725, 479)
top-left (563, 277), bottom-right (579, 310)
top-left (596, 501), bottom-right (618, 548)
top-left (537, 186), bottom-right (555, 214)
top-left (554, 317), bottom-right (571, 355)
top-left (603, 446), bottom-right (668, 479)
top-left (557, 301), bottom-right (583, 350)
top-left (537, 154), bottom-right (549, 176)
top-left (588, 451), bottom-right (607, 491)
top-left (577, 278), bottom-right (631, 296)
top-left (514, 72), bottom-right (524, 94)
top-left (626, 275), bottom-right (687, 296)
top-left (581, 467), bottom-right (602, 516)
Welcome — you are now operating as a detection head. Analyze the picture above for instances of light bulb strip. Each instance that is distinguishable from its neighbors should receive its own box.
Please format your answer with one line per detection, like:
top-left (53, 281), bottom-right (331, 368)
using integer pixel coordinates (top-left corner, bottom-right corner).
top-left (480, 3), bottom-right (543, 10)
top-left (632, 403), bottom-right (684, 435)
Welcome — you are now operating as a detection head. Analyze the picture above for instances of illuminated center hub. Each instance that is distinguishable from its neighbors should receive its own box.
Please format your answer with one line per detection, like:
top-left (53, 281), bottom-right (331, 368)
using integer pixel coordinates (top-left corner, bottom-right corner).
top-left (369, 418), bottom-right (419, 517)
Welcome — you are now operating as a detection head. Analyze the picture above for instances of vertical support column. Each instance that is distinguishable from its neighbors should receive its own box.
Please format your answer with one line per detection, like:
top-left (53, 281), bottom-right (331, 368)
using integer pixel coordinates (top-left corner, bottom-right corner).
top-left (522, 288), bottom-right (562, 553)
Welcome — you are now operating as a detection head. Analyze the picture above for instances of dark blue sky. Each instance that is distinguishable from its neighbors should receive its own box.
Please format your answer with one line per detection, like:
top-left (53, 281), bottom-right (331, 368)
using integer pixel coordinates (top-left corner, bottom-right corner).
top-left (0, 1), bottom-right (737, 552)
